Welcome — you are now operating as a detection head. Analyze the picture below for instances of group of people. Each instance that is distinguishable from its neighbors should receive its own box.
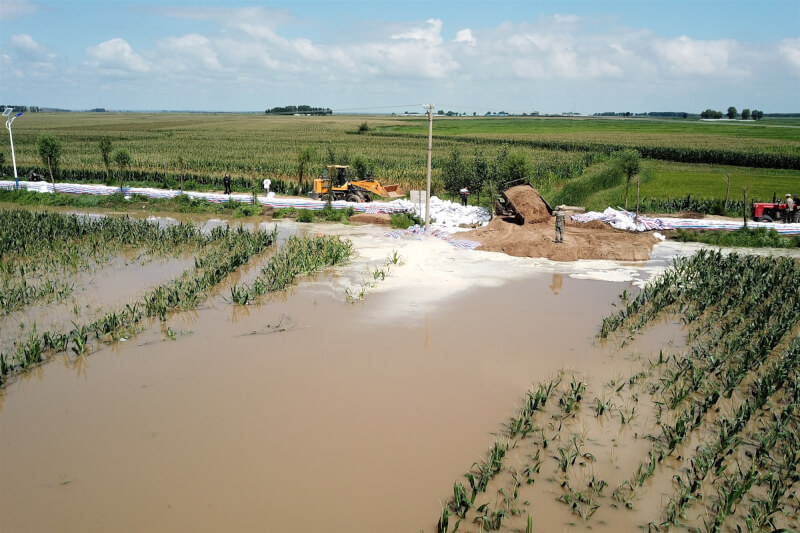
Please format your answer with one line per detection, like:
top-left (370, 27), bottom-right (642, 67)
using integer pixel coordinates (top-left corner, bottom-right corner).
top-left (221, 173), bottom-right (271, 196)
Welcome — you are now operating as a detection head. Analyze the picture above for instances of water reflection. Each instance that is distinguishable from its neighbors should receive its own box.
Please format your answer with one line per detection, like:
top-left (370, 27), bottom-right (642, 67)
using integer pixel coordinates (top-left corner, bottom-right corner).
top-left (549, 273), bottom-right (563, 296)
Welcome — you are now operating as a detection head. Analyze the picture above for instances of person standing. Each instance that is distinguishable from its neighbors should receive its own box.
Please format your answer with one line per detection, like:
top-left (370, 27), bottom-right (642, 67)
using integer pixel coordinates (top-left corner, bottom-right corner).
top-left (459, 187), bottom-right (469, 207)
top-left (554, 205), bottom-right (565, 243)
top-left (794, 195), bottom-right (800, 223)
top-left (786, 193), bottom-right (795, 223)
top-left (263, 177), bottom-right (271, 195)
top-left (223, 173), bottom-right (232, 195)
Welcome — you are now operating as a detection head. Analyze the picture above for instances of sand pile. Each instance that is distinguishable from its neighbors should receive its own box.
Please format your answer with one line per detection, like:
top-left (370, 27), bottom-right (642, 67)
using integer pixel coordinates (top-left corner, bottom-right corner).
top-left (463, 187), bottom-right (658, 261)
top-left (503, 185), bottom-right (552, 224)
top-left (463, 217), bottom-right (657, 261)
top-left (349, 213), bottom-right (392, 225)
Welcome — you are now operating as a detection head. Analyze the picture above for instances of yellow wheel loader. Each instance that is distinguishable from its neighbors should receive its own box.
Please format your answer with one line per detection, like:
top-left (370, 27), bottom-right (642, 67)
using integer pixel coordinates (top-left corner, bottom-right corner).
top-left (307, 165), bottom-right (403, 202)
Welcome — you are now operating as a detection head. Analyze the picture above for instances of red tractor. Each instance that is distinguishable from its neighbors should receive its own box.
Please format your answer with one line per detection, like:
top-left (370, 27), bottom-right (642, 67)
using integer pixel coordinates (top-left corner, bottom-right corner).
top-left (753, 193), bottom-right (797, 222)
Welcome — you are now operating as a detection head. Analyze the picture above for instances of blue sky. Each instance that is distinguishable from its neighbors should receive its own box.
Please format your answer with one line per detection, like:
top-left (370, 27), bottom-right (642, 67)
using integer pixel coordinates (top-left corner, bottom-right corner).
top-left (1, 0), bottom-right (798, 113)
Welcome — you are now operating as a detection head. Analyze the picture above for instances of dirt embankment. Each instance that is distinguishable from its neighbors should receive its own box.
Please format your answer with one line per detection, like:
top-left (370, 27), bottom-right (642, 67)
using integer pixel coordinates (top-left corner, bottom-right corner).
top-left (349, 213), bottom-right (392, 225)
top-left (464, 187), bottom-right (657, 262)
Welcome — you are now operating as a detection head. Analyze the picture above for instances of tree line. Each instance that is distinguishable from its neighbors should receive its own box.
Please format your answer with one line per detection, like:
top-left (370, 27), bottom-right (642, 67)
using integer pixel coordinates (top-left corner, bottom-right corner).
top-left (265, 105), bottom-right (332, 115)
top-left (0, 105), bottom-right (41, 113)
top-left (700, 107), bottom-right (764, 120)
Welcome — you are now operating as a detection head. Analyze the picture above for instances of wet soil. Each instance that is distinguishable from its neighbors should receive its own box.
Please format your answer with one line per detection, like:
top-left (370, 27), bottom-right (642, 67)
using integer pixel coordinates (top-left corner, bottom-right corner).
top-left (348, 212), bottom-right (392, 225)
top-left (464, 186), bottom-right (659, 261)
top-left (463, 216), bottom-right (658, 261)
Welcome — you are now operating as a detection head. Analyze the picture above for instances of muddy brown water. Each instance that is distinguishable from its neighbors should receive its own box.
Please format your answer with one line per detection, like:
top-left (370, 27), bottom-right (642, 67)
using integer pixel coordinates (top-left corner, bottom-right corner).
top-left (1, 212), bottom-right (693, 532)
top-left (0, 262), bottom-right (665, 532)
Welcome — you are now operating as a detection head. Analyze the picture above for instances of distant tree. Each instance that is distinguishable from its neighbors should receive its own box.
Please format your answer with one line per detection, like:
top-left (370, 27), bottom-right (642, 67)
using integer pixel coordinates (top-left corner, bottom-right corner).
top-left (741, 108), bottom-right (751, 120)
top-left (441, 148), bottom-right (467, 196)
top-left (113, 148), bottom-right (132, 192)
top-left (357, 121), bottom-right (369, 133)
top-left (350, 155), bottom-right (370, 180)
top-left (613, 149), bottom-right (641, 210)
top-left (751, 110), bottom-right (764, 120)
top-left (470, 149), bottom-right (490, 204)
top-left (490, 144), bottom-right (509, 184)
top-left (498, 151), bottom-right (532, 184)
top-left (700, 109), bottom-right (725, 119)
top-left (99, 137), bottom-right (113, 181)
top-left (176, 155), bottom-right (185, 192)
top-left (0, 152), bottom-right (5, 170)
top-left (37, 135), bottom-right (61, 186)
top-left (297, 146), bottom-right (315, 193)
top-left (727, 106), bottom-right (737, 119)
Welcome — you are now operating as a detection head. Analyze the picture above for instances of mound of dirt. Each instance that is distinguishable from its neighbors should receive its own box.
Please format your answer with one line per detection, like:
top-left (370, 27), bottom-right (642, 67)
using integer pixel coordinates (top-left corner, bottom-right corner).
top-left (349, 213), bottom-right (392, 225)
top-left (504, 185), bottom-right (552, 224)
top-left (462, 217), bottom-right (657, 262)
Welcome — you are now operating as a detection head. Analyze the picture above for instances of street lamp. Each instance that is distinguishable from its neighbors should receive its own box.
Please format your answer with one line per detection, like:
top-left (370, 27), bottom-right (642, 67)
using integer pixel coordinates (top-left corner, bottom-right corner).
top-left (4, 108), bottom-right (23, 190)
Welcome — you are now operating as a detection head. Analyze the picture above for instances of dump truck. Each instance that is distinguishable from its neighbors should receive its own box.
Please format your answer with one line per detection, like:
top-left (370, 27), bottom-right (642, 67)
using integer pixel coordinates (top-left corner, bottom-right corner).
top-left (307, 165), bottom-right (403, 202)
top-left (494, 180), bottom-right (553, 224)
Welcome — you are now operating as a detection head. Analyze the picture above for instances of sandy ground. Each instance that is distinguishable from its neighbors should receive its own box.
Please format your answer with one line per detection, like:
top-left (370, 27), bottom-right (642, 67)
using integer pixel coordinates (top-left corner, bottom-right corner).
top-left (463, 215), bottom-right (659, 261)
top-left (463, 186), bottom-right (660, 261)
top-left (348, 212), bottom-right (392, 225)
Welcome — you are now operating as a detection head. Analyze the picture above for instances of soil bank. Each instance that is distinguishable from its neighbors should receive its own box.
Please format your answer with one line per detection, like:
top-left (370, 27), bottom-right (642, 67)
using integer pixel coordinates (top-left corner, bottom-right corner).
top-left (465, 186), bottom-right (658, 261)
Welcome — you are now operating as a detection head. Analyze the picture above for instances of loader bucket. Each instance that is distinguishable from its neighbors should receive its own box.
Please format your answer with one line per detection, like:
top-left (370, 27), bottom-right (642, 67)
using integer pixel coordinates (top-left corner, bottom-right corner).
top-left (383, 184), bottom-right (403, 198)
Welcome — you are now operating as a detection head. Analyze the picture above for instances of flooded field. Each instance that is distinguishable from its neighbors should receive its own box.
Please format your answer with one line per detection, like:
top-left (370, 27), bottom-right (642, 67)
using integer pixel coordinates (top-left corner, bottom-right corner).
top-left (2, 210), bottom-right (797, 532)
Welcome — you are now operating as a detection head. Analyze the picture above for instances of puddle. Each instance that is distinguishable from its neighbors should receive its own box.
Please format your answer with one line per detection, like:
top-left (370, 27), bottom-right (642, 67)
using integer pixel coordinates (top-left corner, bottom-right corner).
top-left (0, 216), bottom-right (696, 532)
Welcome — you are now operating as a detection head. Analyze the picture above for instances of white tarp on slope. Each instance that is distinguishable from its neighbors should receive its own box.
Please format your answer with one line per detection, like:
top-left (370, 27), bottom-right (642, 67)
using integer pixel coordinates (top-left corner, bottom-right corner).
top-left (389, 196), bottom-right (492, 230)
top-left (572, 207), bottom-right (800, 235)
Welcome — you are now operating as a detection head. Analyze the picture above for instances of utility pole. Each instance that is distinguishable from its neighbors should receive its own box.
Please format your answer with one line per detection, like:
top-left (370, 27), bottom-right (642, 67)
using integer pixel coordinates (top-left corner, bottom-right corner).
top-left (3, 108), bottom-right (22, 190)
top-left (424, 104), bottom-right (434, 231)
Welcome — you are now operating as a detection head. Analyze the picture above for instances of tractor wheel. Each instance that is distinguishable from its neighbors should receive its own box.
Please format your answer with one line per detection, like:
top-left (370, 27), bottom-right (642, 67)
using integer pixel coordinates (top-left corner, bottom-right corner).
top-left (346, 193), bottom-right (362, 203)
top-left (758, 215), bottom-right (773, 223)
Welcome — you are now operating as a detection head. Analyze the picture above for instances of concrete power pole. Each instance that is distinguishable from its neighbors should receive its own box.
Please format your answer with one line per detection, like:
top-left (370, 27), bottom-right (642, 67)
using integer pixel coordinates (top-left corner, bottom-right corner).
top-left (424, 104), bottom-right (434, 231)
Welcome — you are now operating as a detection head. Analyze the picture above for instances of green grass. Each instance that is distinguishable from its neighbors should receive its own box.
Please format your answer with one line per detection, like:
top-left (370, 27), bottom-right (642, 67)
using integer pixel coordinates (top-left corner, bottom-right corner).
top-left (668, 227), bottom-right (800, 248)
top-left (273, 207), bottom-right (354, 223)
top-left (390, 212), bottom-right (423, 229)
top-left (0, 189), bottom-right (265, 217)
top-left (635, 161), bottom-right (799, 201)
top-left (380, 116), bottom-right (800, 145)
top-left (542, 159), bottom-right (800, 212)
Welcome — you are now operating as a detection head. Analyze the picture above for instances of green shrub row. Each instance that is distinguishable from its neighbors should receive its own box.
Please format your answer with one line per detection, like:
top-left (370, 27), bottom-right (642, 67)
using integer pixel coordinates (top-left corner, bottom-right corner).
top-left (2, 165), bottom-right (304, 195)
top-left (370, 132), bottom-right (800, 170)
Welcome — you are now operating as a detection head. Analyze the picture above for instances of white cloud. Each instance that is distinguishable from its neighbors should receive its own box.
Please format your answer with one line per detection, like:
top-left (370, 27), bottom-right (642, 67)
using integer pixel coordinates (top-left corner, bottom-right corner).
top-left (392, 18), bottom-right (444, 45)
top-left (86, 38), bottom-right (150, 73)
top-left (779, 38), bottom-right (800, 73)
top-left (653, 35), bottom-right (734, 76)
top-left (158, 34), bottom-right (222, 72)
top-left (0, 0), bottom-right (37, 20)
top-left (454, 29), bottom-right (476, 46)
top-left (8, 33), bottom-right (54, 60)
top-left (7, 7), bottom-right (794, 112)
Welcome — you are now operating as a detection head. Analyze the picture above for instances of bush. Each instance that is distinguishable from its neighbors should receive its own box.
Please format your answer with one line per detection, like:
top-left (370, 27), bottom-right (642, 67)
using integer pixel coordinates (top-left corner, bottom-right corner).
top-left (391, 212), bottom-right (423, 229)
top-left (272, 207), bottom-right (296, 219)
top-left (232, 204), bottom-right (263, 217)
top-left (550, 163), bottom-right (623, 206)
top-left (295, 209), bottom-right (315, 223)
top-left (321, 206), bottom-right (354, 222)
top-left (670, 227), bottom-right (800, 248)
